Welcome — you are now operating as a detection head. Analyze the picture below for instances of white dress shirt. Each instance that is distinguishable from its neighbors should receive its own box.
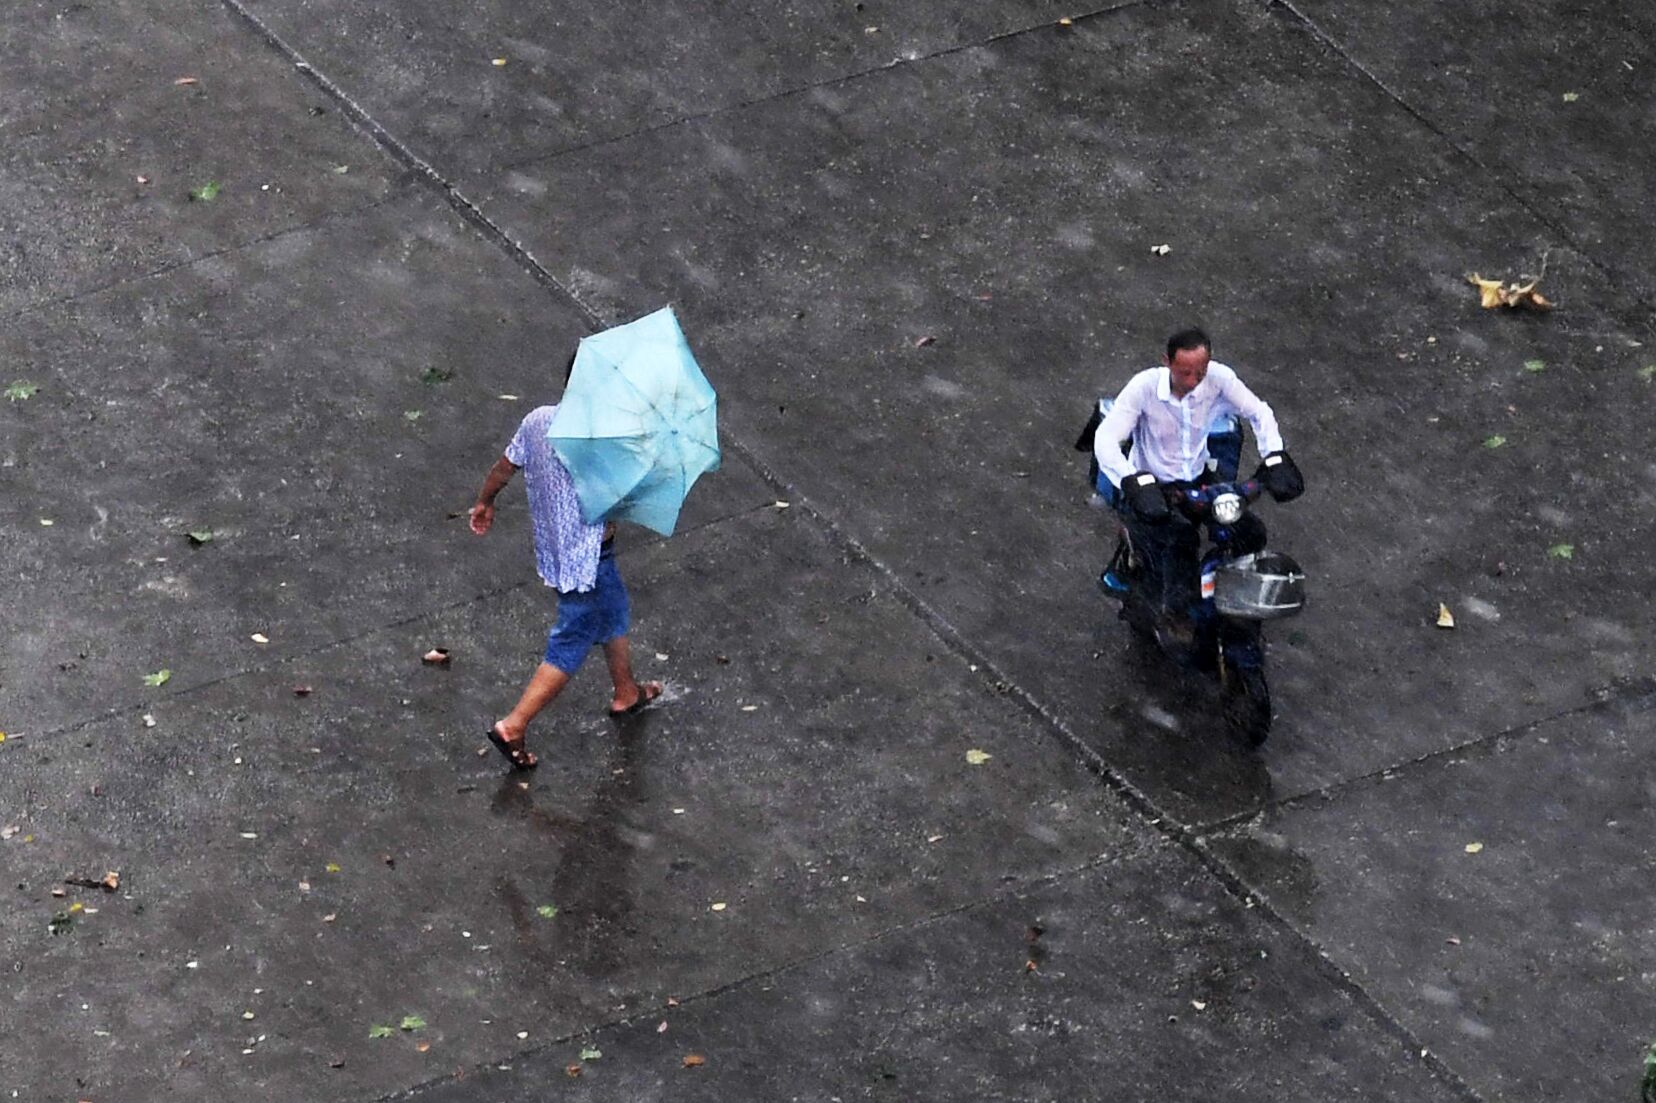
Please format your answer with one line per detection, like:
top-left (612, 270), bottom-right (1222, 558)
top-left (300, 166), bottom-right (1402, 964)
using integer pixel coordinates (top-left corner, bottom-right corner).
top-left (1093, 362), bottom-right (1284, 488)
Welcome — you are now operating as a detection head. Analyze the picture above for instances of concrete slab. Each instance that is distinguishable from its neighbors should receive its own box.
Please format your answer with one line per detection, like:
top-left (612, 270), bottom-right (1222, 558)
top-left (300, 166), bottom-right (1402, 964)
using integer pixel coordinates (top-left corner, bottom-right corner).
top-left (0, 0), bottom-right (398, 313)
top-left (0, 506), bottom-right (1139, 1101)
top-left (1293, 0), bottom-right (1656, 299)
top-left (0, 188), bottom-right (773, 737)
top-left (231, 0), bottom-right (1076, 179)
top-left (1208, 689), bottom-right (1656, 1103)
top-left (406, 840), bottom-right (1464, 1102)
top-left (460, 0), bottom-right (1656, 823)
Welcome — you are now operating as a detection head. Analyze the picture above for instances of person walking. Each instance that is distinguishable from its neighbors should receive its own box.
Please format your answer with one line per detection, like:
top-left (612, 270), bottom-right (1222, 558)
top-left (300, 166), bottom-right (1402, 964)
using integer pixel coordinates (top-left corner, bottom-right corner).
top-left (470, 401), bottom-right (662, 770)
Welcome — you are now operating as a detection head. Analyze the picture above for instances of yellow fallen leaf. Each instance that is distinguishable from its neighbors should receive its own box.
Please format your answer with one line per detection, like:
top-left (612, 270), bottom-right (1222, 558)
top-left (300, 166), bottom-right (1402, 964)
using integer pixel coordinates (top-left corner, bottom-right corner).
top-left (1464, 842), bottom-right (1484, 854)
top-left (965, 748), bottom-right (992, 765)
top-left (683, 1053), bottom-right (707, 1068)
top-left (325, 862), bottom-right (342, 873)
top-left (1467, 273), bottom-right (1553, 311)
top-left (710, 902), bottom-right (727, 912)
top-left (1436, 604), bottom-right (1455, 629)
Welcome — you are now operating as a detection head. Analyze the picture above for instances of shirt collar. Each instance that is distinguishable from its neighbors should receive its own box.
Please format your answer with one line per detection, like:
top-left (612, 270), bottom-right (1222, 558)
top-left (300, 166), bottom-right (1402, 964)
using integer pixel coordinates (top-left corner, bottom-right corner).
top-left (1156, 365), bottom-right (1216, 403)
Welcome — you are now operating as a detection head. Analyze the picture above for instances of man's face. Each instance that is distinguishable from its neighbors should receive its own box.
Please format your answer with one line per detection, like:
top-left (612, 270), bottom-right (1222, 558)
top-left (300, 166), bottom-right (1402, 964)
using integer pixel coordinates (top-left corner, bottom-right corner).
top-left (1166, 345), bottom-right (1210, 397)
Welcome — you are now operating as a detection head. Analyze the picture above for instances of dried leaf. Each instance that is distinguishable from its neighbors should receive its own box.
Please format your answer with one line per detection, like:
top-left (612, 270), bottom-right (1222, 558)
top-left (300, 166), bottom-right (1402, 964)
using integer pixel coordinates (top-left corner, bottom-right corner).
top-left (1435, 604), bottom-right (1455, 629)
top-left (965, 748), bottom-right (992, 765)
top-left (1466, 273), bottom-right (1552, 311)
top-left (422, 648), bottom-right (451, 666)
top-left (415, 1042), bottom-right (431, 1053)
top-left (293, 685), bottom-right (313, 697)
top-left (101, 871), bottom-right (119, 892)
top-left (683, 1054), bottom-right (707, 1068)
top-left (914, 335), bottom-right (937, 348)
top-left (565, 1064), bottom-right (583, 1078)
top-left (174, 76), bottom-right (199, 86)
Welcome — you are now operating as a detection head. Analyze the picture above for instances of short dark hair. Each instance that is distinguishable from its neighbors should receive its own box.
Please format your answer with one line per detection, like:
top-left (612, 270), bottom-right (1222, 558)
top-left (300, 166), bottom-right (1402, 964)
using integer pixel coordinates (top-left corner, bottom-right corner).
top-left (1166, 327), bottom-right (1211, 360)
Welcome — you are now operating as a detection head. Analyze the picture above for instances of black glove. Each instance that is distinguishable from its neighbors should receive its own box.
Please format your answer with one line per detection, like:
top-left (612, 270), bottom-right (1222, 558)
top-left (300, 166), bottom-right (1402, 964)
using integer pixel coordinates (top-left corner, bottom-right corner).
top-left (1121, 471), bottom-right (1169, 523)
top-left (1255, 451), bottom-right (1304, 502)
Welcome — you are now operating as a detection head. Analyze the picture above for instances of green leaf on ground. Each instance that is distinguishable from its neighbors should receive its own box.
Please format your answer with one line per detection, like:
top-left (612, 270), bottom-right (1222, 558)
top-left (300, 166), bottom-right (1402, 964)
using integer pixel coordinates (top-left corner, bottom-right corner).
top-left (190, 181), bottom-right (221, 202)
top-left (403, 410), bottom-right (424, 423)
top-left (186, 530), bottom-right (215, 546)
top-left (142, 669), bottom-right (172, 687)
top-left (1562, 91), bottom-right (1581, 102)
top-left (330, 164), bottom-right (350, 175)
top-left (1639, 365), bottom-right (1656, 381)
top-left (965, 748), bottom-right (991, 765)
top-left (580, 1047), bottom-right (602, 1061)
top-left (4, 380), bottom-right (40, 402)
top-left (1522, 359), bottom-right (1546, 373)
top-left (1482, 435), bottom-right (1507, 449)
top-left (399, 1015), bottom-right (427, 1032)
top-left (536, 904), bottom-right (558, 919)
top-left (1547, 543), bottom-right (1575, 560)
top-left (368, 1024), bottom-right (394, 1039)
top-left (419, 366), bottom-right (453, 386)
top-left (1640, 1039), bottom-right (1656, 1103)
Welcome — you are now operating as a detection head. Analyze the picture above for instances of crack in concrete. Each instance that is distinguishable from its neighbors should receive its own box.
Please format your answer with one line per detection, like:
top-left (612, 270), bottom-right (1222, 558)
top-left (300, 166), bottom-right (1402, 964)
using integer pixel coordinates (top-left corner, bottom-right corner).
top-left (490, 1), bottom-right (1150, 178)
top-left (1265, 0), bottom-right (1656, 321)
top-left (373, 840), bottom-right (1155, 1103)
top-left (1196, 678), bottom-right (1656, 836)
top-left (14, 498), bottom-right (774, 748)
top-left (0, 190), bottom-right (408, 326)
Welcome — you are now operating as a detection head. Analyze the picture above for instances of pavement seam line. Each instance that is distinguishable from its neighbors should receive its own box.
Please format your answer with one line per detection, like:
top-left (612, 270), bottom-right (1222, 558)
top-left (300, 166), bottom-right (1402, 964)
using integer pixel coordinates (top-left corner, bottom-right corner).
top-left (375, 841), bottom-right (1156, 1103)
top-left (1263, 0), bottom-right (1653, 314)
top-left (1196, 680), bottom-right (1656, 836)
top-left (491, 1), bottom-right (1150, 178)
top-left (17, 500), bottom-right (776, 748)
top-left (209, 5), bottom-right (1476, 1098)
top-left (214, 0), bottom-right (608, 331)
top-left (0, 190), bottom-right (407, 326)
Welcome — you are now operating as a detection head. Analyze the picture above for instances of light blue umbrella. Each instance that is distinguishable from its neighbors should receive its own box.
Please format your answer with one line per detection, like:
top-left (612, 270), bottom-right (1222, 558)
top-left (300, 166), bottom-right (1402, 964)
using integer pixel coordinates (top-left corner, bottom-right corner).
top-left (546, 306), bottom-right (721, 536)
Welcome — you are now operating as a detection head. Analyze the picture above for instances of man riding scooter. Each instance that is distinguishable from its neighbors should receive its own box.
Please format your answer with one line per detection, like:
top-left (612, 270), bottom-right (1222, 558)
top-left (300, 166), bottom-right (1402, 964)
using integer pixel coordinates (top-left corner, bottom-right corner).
top-left (1088, 328), bottom-right (1302, 656)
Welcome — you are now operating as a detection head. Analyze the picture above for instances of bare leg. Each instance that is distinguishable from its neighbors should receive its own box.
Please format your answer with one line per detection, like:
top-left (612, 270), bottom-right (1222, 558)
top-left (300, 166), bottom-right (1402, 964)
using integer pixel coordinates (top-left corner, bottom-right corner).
top-left (494, 662), bottom-right (571, 761)
top-left (602, 636), bottom-right (661, 714)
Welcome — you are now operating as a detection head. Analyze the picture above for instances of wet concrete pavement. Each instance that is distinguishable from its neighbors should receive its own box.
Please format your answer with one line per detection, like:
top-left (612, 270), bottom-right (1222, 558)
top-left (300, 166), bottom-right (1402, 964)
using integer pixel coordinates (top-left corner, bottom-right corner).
top-left (2, 0), bottom-right (1652, 1100)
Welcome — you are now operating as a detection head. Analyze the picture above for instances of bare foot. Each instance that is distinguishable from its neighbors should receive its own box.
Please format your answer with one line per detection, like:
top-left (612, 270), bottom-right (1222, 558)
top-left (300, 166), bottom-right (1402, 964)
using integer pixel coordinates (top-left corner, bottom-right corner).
top-left (607, 681), bottom-right (663, 717)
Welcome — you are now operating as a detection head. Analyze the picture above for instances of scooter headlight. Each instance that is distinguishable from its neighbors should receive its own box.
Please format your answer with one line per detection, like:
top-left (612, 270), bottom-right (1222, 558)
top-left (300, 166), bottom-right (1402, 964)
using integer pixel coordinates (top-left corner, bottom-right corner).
top-left (1212, 492), bottom-right (1244, 525)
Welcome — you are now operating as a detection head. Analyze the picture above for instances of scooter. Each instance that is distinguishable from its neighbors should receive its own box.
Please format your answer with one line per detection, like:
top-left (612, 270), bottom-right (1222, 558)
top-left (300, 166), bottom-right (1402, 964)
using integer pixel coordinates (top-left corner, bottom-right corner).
top-left (1082, 405), bottom-right (1305, 746)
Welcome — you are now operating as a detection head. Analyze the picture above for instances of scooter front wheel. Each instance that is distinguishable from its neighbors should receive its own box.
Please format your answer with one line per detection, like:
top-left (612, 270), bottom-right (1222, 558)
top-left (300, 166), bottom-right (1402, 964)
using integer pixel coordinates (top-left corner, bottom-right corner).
top-left (1222, 661), bottom-right (1271, 746)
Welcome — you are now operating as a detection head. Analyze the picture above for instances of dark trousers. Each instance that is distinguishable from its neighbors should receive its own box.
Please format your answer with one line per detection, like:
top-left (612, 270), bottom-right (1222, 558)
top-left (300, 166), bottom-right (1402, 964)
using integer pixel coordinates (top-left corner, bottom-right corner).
top-left (1120, 496), bottom-right (1268, 619)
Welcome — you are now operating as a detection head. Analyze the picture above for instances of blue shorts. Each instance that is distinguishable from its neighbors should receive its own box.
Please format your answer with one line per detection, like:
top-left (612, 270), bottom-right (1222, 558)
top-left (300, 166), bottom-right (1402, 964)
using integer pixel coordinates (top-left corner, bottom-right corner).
top-left (544, 554), bottom-right (630, 674)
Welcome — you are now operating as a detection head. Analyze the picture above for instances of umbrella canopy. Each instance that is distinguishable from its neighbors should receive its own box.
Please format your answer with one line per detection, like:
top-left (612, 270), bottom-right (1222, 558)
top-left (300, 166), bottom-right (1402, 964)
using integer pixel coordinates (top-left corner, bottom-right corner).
top-left (547, 306), bottom-right (721, 536)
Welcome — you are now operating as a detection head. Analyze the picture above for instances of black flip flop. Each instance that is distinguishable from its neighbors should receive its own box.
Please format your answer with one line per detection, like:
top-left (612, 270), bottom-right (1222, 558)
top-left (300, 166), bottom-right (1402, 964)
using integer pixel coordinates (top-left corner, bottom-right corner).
top-left (607, 683), bottom-right (663, 719)
top-left (486, 727), bottom-right (538, 770)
